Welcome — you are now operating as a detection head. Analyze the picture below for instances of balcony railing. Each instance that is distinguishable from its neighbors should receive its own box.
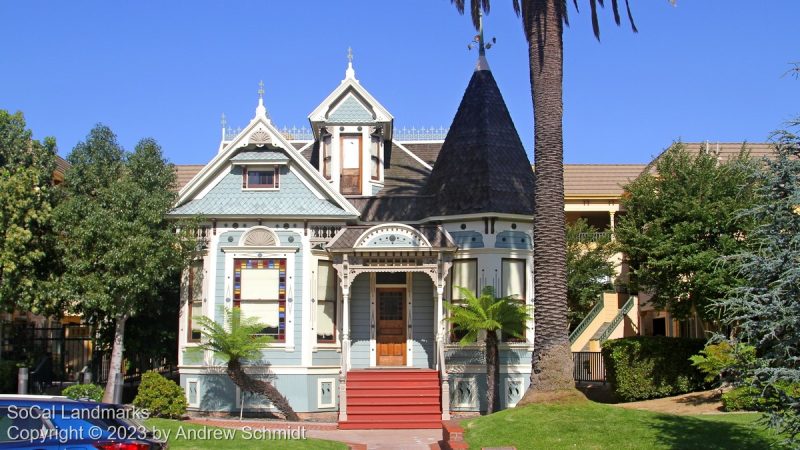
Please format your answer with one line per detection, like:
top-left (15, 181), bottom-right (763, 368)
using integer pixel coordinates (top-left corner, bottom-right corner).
top-left (576, 231), bottom-right (613, 243)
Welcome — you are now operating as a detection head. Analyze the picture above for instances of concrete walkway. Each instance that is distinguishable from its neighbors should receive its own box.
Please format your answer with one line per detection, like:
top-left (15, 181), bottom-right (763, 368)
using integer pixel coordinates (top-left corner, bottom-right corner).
top-left (308, 428), bottom-right (442, 449)
top-left (187, 418), bottom-right (443, 449)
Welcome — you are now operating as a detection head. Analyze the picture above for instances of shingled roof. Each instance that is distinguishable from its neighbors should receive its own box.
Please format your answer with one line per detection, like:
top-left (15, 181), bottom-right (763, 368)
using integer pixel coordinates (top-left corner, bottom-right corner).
top-left (420, 59), bottom-right (535, 216)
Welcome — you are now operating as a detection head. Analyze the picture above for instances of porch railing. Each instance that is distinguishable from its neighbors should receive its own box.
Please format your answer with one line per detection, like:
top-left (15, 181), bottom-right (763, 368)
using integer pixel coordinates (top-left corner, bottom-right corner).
top-left (572, 351), bottom-right (606, 383)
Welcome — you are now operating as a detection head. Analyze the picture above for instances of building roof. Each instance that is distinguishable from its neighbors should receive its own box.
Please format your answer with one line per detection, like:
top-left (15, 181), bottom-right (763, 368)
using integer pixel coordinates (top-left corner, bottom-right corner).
top-left (55, 155), bottom-right (69, 174)
top-left (562, 164), bottom-right (647, 197)
top-left (420, 63), bottom-right (535, 217)
top-left (175, 165), bottom-right (204, 191)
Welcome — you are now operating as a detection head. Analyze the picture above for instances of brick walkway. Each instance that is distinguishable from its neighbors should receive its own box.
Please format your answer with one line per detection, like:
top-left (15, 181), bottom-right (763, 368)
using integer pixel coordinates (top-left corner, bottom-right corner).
top-left (186, 418), bottom-right (444, 449)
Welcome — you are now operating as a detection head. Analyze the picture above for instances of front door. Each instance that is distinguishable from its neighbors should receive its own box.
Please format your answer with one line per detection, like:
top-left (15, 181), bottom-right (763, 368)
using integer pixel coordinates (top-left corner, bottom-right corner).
top-left (376, 288), bottom-right (406, 366)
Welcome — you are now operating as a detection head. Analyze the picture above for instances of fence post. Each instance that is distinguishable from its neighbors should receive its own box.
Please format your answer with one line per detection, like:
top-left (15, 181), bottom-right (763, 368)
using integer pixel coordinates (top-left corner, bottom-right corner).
top-left (17, 367), bottom-right (28, 394)
top-left (113, 373), bottom-right (123, 404)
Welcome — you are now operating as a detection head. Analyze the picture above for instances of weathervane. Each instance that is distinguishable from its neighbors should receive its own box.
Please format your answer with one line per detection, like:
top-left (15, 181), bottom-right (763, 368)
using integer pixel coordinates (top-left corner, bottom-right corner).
top-left (258, 80), bottom-right (265, 100)
top-left (467, 9), bottom-right (496, 55)
top-left (347, 47), bottom-right (353, 63)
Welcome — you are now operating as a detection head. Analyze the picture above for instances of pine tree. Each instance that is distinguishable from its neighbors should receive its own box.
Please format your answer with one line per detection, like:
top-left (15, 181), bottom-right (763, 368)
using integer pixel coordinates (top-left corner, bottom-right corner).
top-left (716, 124), bottom-right (800, 444)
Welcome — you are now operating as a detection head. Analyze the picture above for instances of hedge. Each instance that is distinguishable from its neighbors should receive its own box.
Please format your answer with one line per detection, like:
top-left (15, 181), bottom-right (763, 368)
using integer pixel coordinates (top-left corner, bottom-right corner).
top-left (602, 336), bottom-right (711, 402)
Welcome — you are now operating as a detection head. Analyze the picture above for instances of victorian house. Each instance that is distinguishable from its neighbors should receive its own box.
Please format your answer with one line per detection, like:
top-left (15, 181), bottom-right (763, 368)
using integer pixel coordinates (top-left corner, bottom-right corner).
top-left (169, 48), bottom-right (535, 428)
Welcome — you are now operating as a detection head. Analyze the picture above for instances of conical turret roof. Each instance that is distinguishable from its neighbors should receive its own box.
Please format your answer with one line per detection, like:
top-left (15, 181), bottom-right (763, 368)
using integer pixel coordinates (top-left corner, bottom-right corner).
top-left (422, 61), bottom-right (534, 216)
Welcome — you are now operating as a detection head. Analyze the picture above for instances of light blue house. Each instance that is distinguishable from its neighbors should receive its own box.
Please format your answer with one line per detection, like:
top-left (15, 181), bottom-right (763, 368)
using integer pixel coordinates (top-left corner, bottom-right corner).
top-left (169, 50), bottom-right (536, 428)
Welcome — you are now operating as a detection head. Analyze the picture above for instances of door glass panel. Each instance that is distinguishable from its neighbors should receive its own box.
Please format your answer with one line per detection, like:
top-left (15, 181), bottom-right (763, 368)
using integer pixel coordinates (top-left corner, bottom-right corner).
top-left (342, 137), bottom-right (360, 169)
top-left (379, 293), bottom-right (404, 320)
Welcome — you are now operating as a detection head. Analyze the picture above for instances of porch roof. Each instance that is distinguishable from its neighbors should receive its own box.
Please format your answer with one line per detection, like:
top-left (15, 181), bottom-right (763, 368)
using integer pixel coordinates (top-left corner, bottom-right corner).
top-left (326, 224), bottom-right (456, 252)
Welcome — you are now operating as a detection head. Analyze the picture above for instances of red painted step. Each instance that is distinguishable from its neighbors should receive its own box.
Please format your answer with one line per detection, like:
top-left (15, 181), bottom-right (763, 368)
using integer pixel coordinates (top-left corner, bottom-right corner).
top-left (340, 369), bottom-right (442, 430)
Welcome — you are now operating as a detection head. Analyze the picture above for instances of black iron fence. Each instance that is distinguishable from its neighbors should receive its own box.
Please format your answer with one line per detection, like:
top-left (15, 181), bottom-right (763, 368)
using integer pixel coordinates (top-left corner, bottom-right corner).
top-left (2, 322), bottom-right (176, 392)
top-left (572, 351), bottom-right (606, 383)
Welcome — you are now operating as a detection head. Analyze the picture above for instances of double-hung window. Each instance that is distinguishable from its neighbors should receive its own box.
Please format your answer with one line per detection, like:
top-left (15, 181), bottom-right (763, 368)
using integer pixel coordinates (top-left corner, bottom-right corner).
top-left (501, 258), bottom-right (527, 342)
top-left (370, 135), bottom-right (381, 180)
top-left (187, 260), bottom-right (203, 343)
top-left (233, 258), bottom-right (287, 342)
top-left (316, 261), bottom-right (337, 343)
top-left (450, 259), bottom-right (478, 342)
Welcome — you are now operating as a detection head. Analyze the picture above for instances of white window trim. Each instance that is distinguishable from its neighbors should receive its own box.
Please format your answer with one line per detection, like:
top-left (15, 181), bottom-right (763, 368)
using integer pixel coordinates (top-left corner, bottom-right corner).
top-left (186, 378), bottom-right (200, 408)
top-left (224, 250), bottom-right (296, 351)
top-left (313, 258), bottom-right (340, 349)
top-left (317, 378), bottom-right (337, 409)
top-left (242, 165), bottom-right (281, 191)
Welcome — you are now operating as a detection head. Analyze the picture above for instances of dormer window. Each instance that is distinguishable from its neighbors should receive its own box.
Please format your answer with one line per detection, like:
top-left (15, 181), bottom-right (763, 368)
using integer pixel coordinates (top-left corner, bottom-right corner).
top-left (370, 135), bottom-right (381, 181)
top-left (322, 135), bottom-right (332, 180)
top-left (242, 166), bottom-right (280, 189)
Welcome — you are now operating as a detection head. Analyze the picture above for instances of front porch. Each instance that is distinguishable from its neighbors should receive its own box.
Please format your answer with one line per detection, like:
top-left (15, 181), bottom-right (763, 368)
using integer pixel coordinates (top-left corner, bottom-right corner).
top-left (326, 224), bottom-right (456, 428)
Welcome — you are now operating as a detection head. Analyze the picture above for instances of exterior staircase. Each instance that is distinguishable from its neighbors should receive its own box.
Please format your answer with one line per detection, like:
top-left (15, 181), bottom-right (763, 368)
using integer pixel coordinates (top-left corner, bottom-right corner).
top-left (570, 292), bottom-right (639, 352)
top-left (339, 369), bottom-right (442, 429)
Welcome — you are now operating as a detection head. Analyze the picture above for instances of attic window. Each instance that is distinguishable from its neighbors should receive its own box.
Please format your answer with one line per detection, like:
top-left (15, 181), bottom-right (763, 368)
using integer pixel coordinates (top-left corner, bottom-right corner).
top-left (242, 167), bottom-right (280, 189)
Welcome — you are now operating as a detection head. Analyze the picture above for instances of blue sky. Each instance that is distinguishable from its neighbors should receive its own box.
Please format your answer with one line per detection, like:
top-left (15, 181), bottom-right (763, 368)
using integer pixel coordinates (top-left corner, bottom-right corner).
top-left (1, 1), bottom-right (798, 165)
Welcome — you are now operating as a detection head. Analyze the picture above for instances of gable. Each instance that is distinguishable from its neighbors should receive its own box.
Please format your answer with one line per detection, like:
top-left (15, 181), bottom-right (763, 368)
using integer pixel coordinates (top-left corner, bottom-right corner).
top-left (328, 94), bottom-right (374, 123)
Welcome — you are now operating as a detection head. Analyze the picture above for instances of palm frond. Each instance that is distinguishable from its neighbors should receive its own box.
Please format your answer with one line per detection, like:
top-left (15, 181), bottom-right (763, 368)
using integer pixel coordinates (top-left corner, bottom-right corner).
top-left (445, 285), bottom-right (532, 346)
top-left (196, 307), bottom-right (273, 363)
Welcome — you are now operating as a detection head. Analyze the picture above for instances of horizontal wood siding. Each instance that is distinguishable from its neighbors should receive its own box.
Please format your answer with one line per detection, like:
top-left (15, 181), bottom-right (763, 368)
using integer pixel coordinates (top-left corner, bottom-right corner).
top-left (349, 274), bottom-right (371, 368)
top-left (412, 273), bottom-right (434, 368)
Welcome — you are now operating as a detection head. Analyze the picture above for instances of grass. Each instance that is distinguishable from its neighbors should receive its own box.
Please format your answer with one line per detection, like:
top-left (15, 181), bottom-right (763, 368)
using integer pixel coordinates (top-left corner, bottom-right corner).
top-left (145, 418), bottom-right (346, 450)
top-left (462, 401), bottom-right (787, 450)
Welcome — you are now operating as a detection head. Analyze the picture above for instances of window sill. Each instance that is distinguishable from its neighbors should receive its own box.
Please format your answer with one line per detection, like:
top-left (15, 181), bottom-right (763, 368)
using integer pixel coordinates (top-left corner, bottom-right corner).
top-left (313, 344), bottom-right (341, 352)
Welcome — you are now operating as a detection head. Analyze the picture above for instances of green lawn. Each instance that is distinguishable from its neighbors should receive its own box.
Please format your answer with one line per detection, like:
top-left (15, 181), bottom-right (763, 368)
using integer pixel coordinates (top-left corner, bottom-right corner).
top-left (145, 419), bottom-right (346, 450)
top-left (462, 402), bottom-right (786, 450)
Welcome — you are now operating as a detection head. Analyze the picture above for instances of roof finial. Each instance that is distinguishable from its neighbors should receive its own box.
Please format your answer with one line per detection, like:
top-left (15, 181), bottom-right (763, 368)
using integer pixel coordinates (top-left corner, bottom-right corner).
top-left (221, 113), bottom-right (227, 140)
top-left (468, 10), bottom-right (495, 71)
top-left (345, 47), bottom-right (356, 80)
top-left (255, 80), bottom-right (269, 120)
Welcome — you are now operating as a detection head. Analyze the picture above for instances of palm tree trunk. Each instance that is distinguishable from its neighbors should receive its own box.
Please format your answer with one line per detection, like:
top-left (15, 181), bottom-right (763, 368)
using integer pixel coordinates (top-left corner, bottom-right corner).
top-left (102, 313), bottom-right (128, 403)
top-left (521, 0), bottom-right (576, 399)
top-left (226, 358), bottom-right (301, 422)
top-left (485, 331), bottom-right (500, 414)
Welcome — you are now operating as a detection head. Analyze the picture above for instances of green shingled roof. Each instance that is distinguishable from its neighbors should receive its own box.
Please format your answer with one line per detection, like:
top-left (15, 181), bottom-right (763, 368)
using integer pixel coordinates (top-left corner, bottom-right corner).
top-left (230, 148), bottom-right (290, 162)
top-left (169, 165), bottom-right (354, 217)
top-left (328, 95), bottom-right (374, 123)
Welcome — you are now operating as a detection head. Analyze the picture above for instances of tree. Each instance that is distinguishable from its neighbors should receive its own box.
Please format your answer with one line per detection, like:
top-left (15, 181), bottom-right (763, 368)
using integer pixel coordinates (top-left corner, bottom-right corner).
top-left (715, 125), bottom-right (800, 443)
top-left (445, 286), bottom-right (530, 414)
top-left (0, 110), bottom-right (60, 314)
top-left (451, 0), bottom-right (639, 400)
top-left (55, 126), bottom-right (195, 403)
top-left (566, 219), bottom-right (616, 330)
top-left (197, 307), bottom-right (300, 421)
top-left (616, 143), bottom-right (757, 321)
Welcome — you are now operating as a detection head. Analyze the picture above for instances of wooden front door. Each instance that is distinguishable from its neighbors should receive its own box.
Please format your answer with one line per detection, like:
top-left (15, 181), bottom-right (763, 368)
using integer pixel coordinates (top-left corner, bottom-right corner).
top-left (376, 288), bottom-right (406, 366)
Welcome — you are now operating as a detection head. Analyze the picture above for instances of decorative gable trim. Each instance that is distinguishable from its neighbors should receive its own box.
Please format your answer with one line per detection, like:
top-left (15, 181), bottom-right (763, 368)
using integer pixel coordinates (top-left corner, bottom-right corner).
top-left (174, 115), bottom-right (360, 217)
top-left (308, 78), bottom-right (393, 139)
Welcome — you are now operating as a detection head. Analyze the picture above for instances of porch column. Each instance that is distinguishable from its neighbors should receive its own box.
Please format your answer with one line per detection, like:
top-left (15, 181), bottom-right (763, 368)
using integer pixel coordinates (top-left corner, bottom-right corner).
top-left (339, 286), bottom-right (350, 422)
top-left (609, 210), bottom-right (616, 240)
top-left (437, 283), bottom-right (451, 420)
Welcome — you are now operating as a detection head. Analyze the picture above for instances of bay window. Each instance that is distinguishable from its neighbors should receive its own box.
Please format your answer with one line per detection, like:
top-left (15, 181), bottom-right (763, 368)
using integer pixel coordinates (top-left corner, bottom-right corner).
top-left (370, 135), bottom-right (381, 180)
top-left (316, 261), bottom-right (337, 343)
top-left (502, 258), bottom-right (527, 342)
top-left (450, 259), bottom-right (478, 342)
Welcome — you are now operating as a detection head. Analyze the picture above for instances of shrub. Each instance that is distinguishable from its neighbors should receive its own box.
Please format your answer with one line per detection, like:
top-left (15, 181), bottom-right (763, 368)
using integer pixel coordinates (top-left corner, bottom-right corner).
top-left (602, 336), bottom-right (710, 402)
top-left (62, 384), bottom-right (104, 402)
top-left (722, 382), bottom-right (800, 412)
top-left (132, 371), bottom-right (187, 418)
top-left (690, 341), bottom-right (756, 384)
top-left (722, 386), bottom-right (766, 411)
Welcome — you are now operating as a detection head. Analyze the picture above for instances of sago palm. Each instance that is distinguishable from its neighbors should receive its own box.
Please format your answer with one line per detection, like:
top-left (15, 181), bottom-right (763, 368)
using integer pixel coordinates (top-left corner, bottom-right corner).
top-left (196, 307), bottom-right (300, 421)
top-left (451, 0), bottom-right (641, 400)
top-left (445, 286), bottom-right (531, 414)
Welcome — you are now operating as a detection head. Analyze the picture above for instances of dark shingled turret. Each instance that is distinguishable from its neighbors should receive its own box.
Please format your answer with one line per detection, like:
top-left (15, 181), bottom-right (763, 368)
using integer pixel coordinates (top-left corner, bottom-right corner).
top-left (422, 58), bottom-right (535, 216)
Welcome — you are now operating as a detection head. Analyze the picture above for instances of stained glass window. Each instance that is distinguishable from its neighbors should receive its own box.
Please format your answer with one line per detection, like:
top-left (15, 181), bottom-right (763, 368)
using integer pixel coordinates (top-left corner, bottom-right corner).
top-left (234, 258), bottom-right (287, 342)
